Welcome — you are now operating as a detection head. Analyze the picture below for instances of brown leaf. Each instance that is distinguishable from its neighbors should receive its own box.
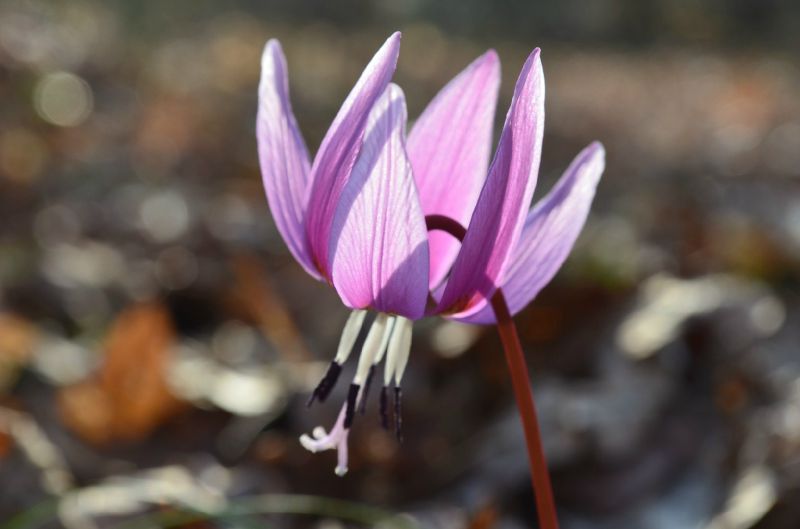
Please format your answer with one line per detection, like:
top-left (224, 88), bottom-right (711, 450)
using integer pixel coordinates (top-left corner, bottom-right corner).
top-left (58, 381), bottom-right (116, 445)
top-left (0, 313), bottom-right (39, 393)
top-left (226, 254), bottom-right (311, 362)
top-left (467, 504), bottom-right (498, 529)
top-left (0, 431), bottom-right (10, 459)
top-left (59, 303), bottom-right (184, 445)
top-left (0, 313), bottom-right (38, 364)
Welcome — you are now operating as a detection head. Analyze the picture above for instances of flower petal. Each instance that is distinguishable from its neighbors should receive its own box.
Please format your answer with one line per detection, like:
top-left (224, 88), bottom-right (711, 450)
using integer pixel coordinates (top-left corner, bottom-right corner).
top-left (256, 40), bottom-right (318, 278)
top-left (305, 32), bottom-right (401, 278)
top-left (435, 49), bottom-right (545, 315)
top-left (330, 84), bottom-right (429, 320)
top-left (406, 50), bottom-right (500, 288)
top-left (454, 142), bottom-right (605, 324)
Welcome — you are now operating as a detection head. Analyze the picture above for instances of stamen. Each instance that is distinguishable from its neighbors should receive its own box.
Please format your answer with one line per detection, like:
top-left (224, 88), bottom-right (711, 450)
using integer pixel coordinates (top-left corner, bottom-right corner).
top-left (359, 365), bottom-right (376, 415)
top-left (333, 310), bottom-right (367, 365)
top-left (307, 309), bottom-right (366, 407)
top-left (353, 313), bottom-right (390, 385)
top-left (307, 361), bottom-right (342, 406)
top-left (380, 386), bottom-right (389, 430)
top-left (393, 320), bottom-right (412, 386)
top-left (394, 386), bottom-right (403, 443)
top-left (349, 313), bottom-right (392, 420)
top-left (383, 316), bottom-right (413, 386)
top-left (372, 316), bottom-right (396, 365)
top-left (344, 383), bottom-right (360, 428)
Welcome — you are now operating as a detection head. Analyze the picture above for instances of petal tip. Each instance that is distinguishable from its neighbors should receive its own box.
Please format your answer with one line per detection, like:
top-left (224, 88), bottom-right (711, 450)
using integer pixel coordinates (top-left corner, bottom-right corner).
top-left (481, 48), bottom-right (500, 66)
top-left (512, 48), bottom-right (543, 92)
top-left (589, 141), bottom-right (605, 156)
top-left (261, 39), bottom-right (285, 72)
top-left (386, 31), bottom-right (402, 49)
top-left (583, 141), bottom-right (606, 169)
top-left (387, 81), bottom-right (405, 98)
top-left (478, 49), bottom-right (501, 81)
top-left (263, 38), bottom-right (282, 57)
top-left (524, 48), bottom-right (543, 74)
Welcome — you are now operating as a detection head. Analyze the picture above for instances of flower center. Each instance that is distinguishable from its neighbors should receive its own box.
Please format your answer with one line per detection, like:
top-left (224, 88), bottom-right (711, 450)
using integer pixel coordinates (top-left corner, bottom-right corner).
top-left (303, 310), bottom-right (413, 474)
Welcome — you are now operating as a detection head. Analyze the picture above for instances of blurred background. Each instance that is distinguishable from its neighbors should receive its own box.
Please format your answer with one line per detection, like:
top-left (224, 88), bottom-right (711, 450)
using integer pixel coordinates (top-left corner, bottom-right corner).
top-left (0, 0), bottom-right (799, 528)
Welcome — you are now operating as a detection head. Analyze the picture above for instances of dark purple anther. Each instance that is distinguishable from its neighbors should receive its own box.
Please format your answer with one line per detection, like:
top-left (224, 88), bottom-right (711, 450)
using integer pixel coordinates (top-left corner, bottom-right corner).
top-left (344, 383), bottom-right (360, 428)
top-left (307, 361), bottom-right (342, 407)
top-left (359, 365), bottom-right (376, 415)
top-left (393, 386), bottom-right (403, 443)
top-left (380, 386), bottom-right (389, 430)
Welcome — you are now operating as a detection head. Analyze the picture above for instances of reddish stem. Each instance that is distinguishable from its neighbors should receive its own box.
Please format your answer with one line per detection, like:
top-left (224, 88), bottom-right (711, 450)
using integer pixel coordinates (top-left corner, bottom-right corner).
top-left (426, 214), bottom-right (559, 529)
top-left (490, 292), bottom-right (559, 529)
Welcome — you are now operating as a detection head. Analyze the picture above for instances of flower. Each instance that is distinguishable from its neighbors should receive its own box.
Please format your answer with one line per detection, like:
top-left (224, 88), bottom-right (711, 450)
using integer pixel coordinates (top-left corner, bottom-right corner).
top-left (256, 33), bottom-right (605, 476)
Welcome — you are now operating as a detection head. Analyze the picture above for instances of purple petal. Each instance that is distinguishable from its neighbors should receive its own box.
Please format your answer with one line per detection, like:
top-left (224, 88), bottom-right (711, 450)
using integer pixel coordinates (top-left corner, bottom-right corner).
top-left (454, 142), bottom-right (605, 324)
top-left (435, 49), bottom-right (545, 315)
top-left (329, 84), bottom-right (429, 320)
top-left (304, 32), bottom-right (401, 279)
top-left (406, 51), bottom-right (500, 289)
top-left (256, 40), bottom-right (319, 278)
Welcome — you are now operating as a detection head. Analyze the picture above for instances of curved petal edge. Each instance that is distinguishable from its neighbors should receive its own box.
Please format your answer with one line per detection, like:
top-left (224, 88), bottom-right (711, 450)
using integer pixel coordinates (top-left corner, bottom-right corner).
top-left (454, 142), bottom-right (605, 324)
top-left (330, 84), bottom-right (429, 320)
top-left (256, 39), bottom-right (319, 278)
top-left (407, 50), bottom-right (501, 289)
top-left (305, 32), bottom-right (402, 279)
top-left (436, 48), bottom-right (545, 315)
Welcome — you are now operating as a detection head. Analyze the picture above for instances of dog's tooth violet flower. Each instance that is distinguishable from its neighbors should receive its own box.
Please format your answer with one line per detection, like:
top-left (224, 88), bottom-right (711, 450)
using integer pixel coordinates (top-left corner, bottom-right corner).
top-left (257, 33), bottom-right (428, 475)
top-left (257, 32), bottom-right (604, 527)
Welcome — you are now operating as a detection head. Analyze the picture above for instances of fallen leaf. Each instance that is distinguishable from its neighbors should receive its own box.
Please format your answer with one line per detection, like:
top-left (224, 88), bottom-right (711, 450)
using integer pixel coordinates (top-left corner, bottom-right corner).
top-left (226, 254), bottom-right (310, 362)
top-left (0, 313), bottom-right (39, 392)
top-left (59, 302), bottom-right (185, 445)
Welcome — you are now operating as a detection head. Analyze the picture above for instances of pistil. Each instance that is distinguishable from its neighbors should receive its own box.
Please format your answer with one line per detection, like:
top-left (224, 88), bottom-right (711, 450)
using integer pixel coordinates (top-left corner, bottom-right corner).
top-left (301, 311), bottom-right (414, 475)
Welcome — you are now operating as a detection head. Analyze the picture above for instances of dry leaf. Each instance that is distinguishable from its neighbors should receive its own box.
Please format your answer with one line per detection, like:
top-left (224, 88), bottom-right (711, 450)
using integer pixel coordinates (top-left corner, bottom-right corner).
top-left (0, 313), bottom-right (38, 392)
top-left (227, 254), bottom-right (310, 362)
top-left (58, 381), bottom-right (115, 445)
top-left (467, 504), bottom-right (499, 529)
top-left (0, 431), bottom-right (10, 459)
top-left (59, 303), bottom-right (184, 445)
top-left (0, 313), bottom-right (38, 363)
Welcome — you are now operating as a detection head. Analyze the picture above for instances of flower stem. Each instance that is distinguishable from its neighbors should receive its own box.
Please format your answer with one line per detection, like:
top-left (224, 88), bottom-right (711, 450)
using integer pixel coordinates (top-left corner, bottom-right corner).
top-left (490, 291), bottom-right (559, 529)
top-left (425, 214), bottom-right (559, 528)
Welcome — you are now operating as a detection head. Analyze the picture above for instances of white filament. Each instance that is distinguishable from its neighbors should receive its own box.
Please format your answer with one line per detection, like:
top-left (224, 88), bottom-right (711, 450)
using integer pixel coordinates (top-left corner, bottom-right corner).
top-left (372, 316), bottom-right (396, 365)
top-left (392, 318), bottom-right (413, 385)
top-left (383, 316), bottom-right (413, 386)
top-left (333, 309), bottom-right (367, 364)
top-left (353, 313), bottom-right (390, 385)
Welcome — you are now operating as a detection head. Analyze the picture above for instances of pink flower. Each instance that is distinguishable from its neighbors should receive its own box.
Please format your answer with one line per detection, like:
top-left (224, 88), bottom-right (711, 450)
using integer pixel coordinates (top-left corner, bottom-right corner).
top-left (256, 32), bottom-right (604, 476)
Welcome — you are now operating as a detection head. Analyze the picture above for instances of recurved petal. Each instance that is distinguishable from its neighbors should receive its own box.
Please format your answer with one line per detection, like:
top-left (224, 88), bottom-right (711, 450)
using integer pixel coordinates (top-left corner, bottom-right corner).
top-left (330, 84), bottom-right (429, 320)
top-left (256, 39), bottom-right (318, 278)
top-left (435, 49), bottom-right (545, 315)
top-left (407, 50), bottom-right (500, 289)
top-left (453, 142), bottom-right (605, 324)
top-left (305, 32), bottom-right (401, 279)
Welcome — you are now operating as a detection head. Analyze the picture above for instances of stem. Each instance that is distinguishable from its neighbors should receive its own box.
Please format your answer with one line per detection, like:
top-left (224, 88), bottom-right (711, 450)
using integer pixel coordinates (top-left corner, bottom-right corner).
top-left (425, 214), bottom-right (559, 529)
top-left (491, 292), bottom-right (559, 529)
